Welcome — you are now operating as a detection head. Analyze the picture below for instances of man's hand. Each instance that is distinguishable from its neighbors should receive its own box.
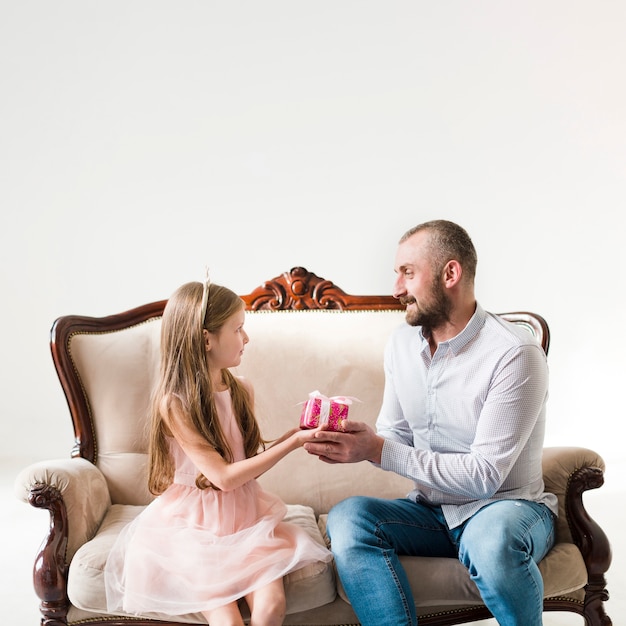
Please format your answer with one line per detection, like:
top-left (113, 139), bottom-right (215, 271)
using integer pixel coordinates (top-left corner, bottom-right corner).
top-left (303, 420), bottom-right (384, 465)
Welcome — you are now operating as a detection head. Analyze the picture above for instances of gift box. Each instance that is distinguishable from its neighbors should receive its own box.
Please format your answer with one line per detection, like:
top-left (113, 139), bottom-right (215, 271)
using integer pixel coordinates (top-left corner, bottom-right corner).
top-left (299, 390), bottom-right (355, 431)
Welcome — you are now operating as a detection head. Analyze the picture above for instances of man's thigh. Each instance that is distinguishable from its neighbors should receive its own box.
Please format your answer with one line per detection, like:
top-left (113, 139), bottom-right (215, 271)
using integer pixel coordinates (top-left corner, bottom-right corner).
top-left (352, 498), bottom-right (457, 557)
top-left (457, 500), bottom-right (556, 563)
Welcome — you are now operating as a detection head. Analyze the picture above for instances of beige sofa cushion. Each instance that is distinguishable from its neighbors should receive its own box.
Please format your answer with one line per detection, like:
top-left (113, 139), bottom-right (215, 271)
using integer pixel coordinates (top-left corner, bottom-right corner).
top-left (317, 515), bottom-right (587, 607)
top-left (68, 504), bottom-right (335, 622)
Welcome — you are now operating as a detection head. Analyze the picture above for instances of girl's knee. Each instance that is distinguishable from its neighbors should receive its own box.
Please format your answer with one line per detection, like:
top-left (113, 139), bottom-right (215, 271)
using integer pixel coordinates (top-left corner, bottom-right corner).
top-left (251, 596), bottom-right (285, 626)
top-left (203, 602), bottom-right (244, 626)
top-left (247, 579), bottom-right (286, 626)
top-left (256, 595), bottom-right (285, 621)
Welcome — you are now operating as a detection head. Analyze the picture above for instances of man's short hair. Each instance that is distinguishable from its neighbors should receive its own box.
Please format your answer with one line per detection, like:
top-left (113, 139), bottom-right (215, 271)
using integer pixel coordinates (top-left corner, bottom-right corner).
top-left (401, 220), bottom-right (478, 283)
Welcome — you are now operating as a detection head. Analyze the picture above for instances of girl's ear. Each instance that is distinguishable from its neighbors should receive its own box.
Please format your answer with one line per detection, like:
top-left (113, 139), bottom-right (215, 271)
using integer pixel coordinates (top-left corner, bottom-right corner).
top-left (203, 329), bottom-right (211, 352)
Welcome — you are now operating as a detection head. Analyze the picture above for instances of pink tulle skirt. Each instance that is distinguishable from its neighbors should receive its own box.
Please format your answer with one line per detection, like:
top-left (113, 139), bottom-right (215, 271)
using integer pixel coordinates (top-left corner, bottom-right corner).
top-left (104, 478), bottom-right (331, 616)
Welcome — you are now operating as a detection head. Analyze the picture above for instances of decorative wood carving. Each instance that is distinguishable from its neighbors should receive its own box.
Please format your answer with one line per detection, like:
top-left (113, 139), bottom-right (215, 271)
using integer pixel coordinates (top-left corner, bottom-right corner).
top-left (240, 267), bottom-right (403, 311)
top-left (566, 466), bottom-right (613, 626)
top-left (29, 483), bottom-right (70, 626)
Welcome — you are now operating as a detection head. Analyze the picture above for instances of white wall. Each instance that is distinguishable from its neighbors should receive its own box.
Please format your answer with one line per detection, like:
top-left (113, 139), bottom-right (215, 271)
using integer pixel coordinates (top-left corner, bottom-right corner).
top-left (1, 1), bottom-right (624, 467)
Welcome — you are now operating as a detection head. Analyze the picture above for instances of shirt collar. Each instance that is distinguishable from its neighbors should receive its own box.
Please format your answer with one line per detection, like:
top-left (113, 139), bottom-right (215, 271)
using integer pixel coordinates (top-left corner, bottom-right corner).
top-left (418, 302), bottom-right (486, 356)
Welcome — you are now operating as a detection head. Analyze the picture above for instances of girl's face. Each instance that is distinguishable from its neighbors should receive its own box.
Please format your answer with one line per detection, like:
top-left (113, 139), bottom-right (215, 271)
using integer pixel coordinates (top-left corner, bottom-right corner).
top-left (205, 305), bottom-right (249, 371)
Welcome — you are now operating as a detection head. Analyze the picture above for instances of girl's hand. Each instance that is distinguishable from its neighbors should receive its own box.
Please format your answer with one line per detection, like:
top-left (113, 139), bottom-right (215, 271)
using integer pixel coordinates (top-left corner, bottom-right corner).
top-left (267, 427), bottom-right (300, 447)
top-left (269, 426), bottom-right (323, 449)
top-left (291, 425), bottom-right (326, 447)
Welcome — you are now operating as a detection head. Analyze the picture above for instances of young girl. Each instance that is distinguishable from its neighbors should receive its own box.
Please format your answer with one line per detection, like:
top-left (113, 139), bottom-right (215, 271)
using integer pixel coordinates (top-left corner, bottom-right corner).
top-left (104, 280), bottom-right (333, 625)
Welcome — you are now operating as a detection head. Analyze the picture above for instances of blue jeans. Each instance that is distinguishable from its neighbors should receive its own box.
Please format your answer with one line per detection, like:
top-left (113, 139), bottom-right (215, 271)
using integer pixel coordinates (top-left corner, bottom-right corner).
top-left (327, 496), bottom-right (555, 626)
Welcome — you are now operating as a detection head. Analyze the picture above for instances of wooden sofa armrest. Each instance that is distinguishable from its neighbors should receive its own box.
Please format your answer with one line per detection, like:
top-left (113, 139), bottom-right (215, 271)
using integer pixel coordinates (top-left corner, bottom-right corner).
top-left (15, 458), bottom-right (112, 625)
top-left (16, 458), bottom-right (112, 556)
top-left (542, 446), bottom-right (612, 613)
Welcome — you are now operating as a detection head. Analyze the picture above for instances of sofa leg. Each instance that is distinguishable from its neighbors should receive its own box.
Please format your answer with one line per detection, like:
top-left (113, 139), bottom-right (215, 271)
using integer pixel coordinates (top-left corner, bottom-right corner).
top-left (583, 579), bottom-right (612, 626)
top-left (29, 483), bottom-right (70, 626)
top-left (39, 602), bottom-right (70, 626)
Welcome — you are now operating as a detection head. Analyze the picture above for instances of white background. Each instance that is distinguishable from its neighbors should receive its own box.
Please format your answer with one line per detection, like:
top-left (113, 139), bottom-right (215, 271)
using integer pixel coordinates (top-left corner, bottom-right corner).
top-left (1, 2), bottom-right (624, 623)
top-left (2, 1), bottom-right (624, 466)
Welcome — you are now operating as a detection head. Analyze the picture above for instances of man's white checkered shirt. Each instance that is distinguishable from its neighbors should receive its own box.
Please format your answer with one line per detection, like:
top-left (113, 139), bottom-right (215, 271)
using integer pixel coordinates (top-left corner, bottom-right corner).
top-left (377, 303), bottom-right (558, 529)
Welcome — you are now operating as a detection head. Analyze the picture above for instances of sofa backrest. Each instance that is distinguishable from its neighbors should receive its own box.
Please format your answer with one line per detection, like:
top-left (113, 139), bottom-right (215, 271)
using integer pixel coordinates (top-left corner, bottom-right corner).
top-left (237, 309), bottom-right (415, 514)
top-left (63, 317), bottom-right (161, 505)
top-left (51, 268), bottom-right (548, 515)
top-left (55, 308), bottom-right (415, 511)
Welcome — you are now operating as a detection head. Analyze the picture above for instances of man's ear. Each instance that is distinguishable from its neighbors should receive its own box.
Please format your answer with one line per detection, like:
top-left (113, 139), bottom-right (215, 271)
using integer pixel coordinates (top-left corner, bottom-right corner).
top-left (443, 260), bottom-right (463, 288)
top-left (203, 329), bottom-right (211, 352)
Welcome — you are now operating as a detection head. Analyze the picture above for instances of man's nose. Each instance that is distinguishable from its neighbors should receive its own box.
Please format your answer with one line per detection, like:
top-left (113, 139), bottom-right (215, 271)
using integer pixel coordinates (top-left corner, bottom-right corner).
top-left (392, 276), bottom-right (405, 299)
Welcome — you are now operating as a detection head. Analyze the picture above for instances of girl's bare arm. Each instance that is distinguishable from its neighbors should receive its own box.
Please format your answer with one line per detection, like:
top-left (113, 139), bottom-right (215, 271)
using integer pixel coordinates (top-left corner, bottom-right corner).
top-left (165, 401), bottom-right (319, 492)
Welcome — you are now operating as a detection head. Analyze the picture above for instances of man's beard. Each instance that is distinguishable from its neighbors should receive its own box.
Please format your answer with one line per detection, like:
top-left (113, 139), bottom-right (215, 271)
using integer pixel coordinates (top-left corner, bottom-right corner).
top-left (400, 280), bottom-right (451, 334)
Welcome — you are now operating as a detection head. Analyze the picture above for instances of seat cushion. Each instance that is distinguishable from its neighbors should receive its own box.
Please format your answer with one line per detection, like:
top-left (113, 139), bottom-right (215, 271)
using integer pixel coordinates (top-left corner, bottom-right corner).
top-left (68, 503), bottom-right (336, 622)
top-left (318, 514), bottom-right (587, 607)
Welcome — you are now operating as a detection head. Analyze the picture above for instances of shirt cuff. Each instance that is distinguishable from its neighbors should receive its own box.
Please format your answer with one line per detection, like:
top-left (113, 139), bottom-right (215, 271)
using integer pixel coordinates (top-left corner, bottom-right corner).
top-left (380, 438), bottom-right (412, 475)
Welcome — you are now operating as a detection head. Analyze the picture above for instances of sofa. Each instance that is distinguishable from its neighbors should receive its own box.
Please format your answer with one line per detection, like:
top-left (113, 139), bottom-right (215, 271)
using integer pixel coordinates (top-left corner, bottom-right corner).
top-left (16, 266), bottom-right (612, 625)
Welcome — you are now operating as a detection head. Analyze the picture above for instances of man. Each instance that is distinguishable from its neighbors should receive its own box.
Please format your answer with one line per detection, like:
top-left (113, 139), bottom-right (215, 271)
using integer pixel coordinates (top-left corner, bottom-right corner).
top-left (304, 220), bottom-right (557, 626)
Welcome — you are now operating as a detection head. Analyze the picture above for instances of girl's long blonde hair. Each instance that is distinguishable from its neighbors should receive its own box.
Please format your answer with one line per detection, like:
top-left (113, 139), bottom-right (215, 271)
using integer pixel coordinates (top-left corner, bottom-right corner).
top-left (148, 281), bottom-right (263, 495)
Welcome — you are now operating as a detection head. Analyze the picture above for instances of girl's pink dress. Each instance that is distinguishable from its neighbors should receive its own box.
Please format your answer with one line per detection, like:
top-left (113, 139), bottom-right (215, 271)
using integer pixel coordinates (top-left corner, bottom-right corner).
top-left (104, 388), bottom-right (332, 617)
